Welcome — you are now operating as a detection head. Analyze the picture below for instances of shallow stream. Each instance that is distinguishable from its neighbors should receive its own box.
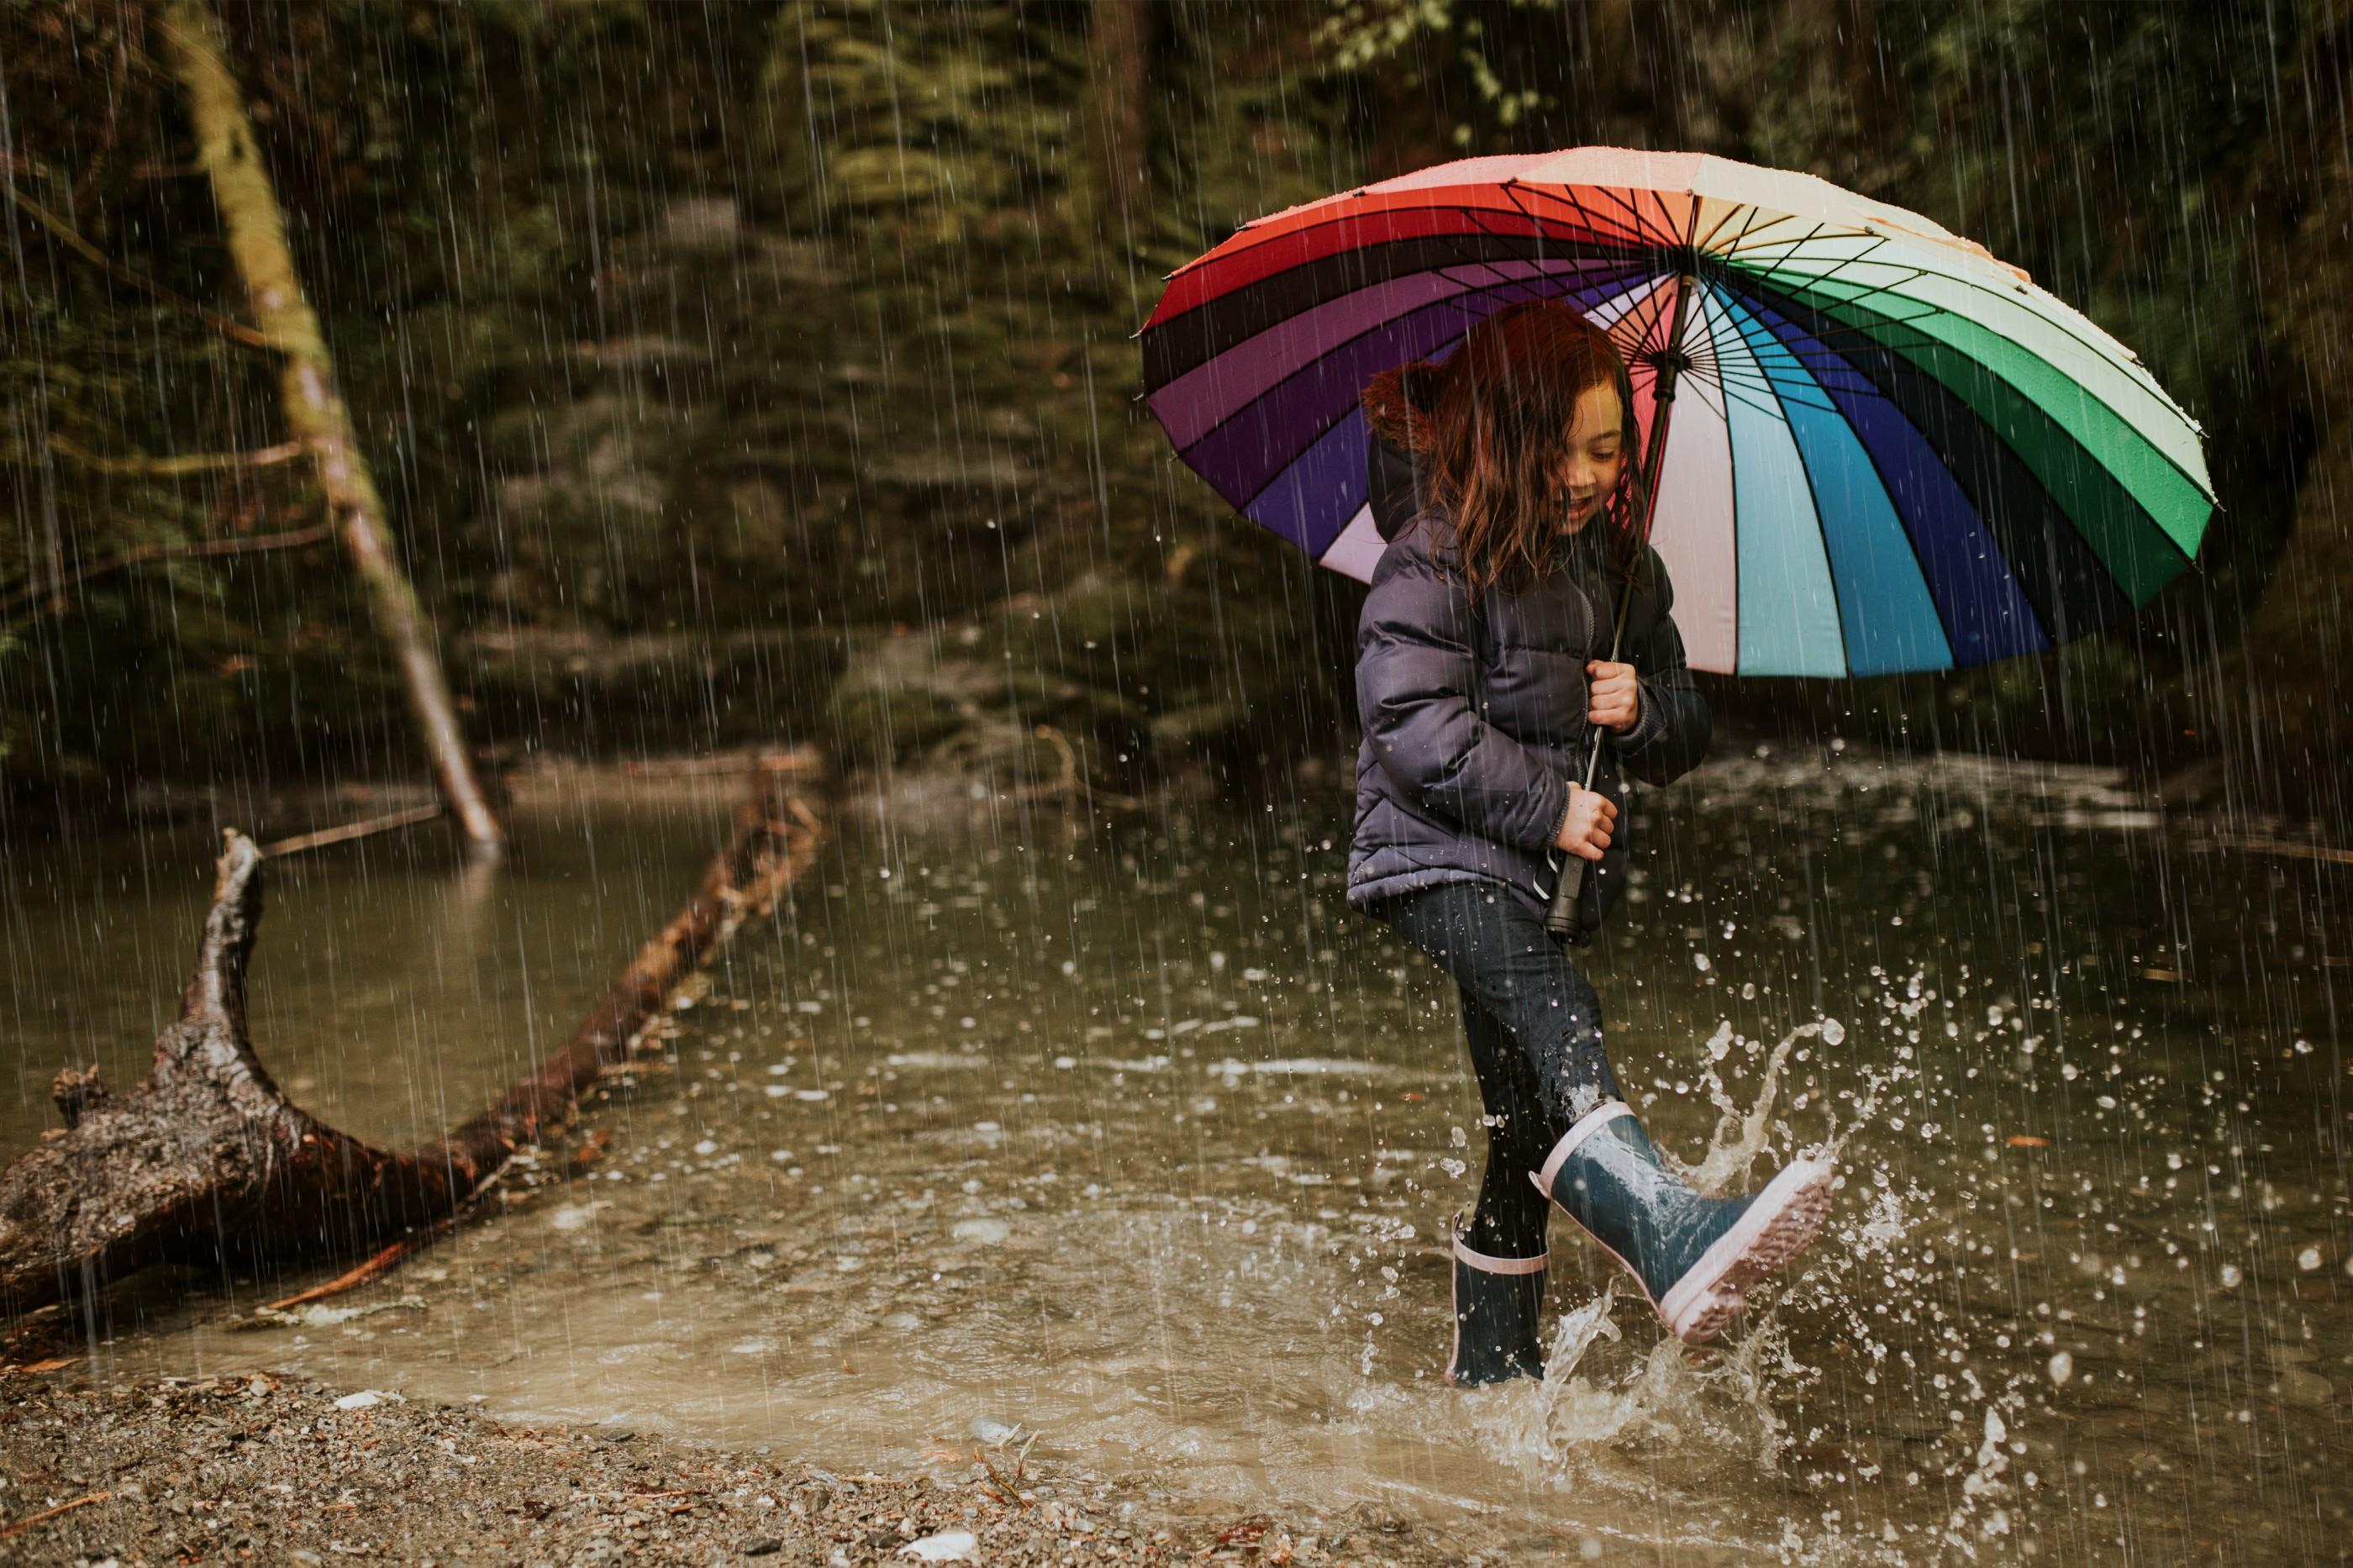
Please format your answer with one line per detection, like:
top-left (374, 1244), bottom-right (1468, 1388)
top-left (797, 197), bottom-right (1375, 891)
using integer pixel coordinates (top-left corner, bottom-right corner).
top-left (6, 748), bottom-right (2349, 1562)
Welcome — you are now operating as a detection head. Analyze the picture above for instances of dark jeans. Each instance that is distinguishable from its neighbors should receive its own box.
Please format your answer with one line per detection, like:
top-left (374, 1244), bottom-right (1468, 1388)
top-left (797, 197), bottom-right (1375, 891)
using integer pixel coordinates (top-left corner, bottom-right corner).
top-left (1372, 879), bottom-right (1621, 1260)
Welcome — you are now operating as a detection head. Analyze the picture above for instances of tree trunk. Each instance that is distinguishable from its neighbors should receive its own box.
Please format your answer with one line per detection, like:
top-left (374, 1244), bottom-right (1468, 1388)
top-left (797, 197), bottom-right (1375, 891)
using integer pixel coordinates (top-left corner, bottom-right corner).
top-left (155, 0), bottom-right (507, 860)
top-left (0, 759), bottom-right (825, 1317)
top-left (2224, 2), bottom-right (2353, 822)
top-left (1084, 0), bottom-right (1153, 300)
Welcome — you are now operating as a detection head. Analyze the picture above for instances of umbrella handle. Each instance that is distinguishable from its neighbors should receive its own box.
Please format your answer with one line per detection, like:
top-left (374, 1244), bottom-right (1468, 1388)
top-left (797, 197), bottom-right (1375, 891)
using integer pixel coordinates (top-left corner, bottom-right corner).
top-left (1544, 853), bottom-right (1592, 945)
top-left (1542, 727), bottom-right (1609, 944)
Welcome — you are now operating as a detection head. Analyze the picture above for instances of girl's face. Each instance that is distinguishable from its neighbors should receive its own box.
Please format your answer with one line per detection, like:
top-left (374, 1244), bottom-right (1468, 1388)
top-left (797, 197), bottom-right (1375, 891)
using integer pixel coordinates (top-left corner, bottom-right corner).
top-left (1556, 380), bottom-right (1626, 531)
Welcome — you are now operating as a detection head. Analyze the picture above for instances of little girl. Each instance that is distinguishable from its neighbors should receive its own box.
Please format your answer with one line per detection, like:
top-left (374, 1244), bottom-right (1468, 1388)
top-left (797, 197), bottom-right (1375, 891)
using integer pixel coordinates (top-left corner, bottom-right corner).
top-left (1348, 299), bottom-right (1833, 1384)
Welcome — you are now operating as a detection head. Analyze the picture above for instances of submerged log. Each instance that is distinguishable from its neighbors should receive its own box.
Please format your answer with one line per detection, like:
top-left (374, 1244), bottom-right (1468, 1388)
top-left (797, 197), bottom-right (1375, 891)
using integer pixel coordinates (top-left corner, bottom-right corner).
top-left (0, 761), bottom-right (824, 1318)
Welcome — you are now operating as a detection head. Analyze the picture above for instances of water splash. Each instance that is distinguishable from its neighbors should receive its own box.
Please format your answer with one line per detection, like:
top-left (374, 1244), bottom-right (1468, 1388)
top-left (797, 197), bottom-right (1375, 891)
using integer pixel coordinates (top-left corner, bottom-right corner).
top-left (1481, 1017), bottom-right (1856, 1479)
top-left (1661, 1018), bottom-right (1818, 1194)
top-left (1482, 1271), bottom-right (1809, 1478)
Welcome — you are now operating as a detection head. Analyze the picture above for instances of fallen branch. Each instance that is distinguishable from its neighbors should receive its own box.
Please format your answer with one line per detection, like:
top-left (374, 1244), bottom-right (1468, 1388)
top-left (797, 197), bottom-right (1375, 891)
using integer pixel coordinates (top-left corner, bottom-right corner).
top-left (161, 0), bottom-right (507, 859)
top-left (261, 803), bottom-right (443, 859)
top-left (0, 760), bottom-right (826, 1317)
top-left (975, 1448), bottom-right (1029, 1507)
top-left (1022, 723), bottom-right (1145, 811)
top-left (260, 1216), bottom-right (454, 1313)
top-left (48, 433), bottom-right (307, 476)
top-left (0, 1492), bottom-right (111, 1542)
top-left (2212, 831), bottom-right (2353, 867)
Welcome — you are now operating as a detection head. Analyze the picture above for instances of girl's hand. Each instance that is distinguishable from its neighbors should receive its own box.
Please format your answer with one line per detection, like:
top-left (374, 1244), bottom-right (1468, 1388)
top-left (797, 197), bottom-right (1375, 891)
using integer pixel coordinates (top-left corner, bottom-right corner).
top-left (1553, 783), bottom-right (1618, 862)
top-left (1587, 660), bottom-right (1640, 733)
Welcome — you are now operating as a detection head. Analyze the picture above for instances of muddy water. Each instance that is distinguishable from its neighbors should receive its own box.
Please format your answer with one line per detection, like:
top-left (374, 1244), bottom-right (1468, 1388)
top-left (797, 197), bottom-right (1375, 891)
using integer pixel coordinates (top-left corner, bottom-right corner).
top-left (7, 751), bottom-right (2350, 1563)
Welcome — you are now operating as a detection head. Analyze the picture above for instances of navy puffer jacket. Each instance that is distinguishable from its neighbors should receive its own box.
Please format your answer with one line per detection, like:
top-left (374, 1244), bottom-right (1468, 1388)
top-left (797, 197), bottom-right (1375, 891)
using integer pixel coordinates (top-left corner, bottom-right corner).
top-left (1347, 440), bottom-right (1711, 929)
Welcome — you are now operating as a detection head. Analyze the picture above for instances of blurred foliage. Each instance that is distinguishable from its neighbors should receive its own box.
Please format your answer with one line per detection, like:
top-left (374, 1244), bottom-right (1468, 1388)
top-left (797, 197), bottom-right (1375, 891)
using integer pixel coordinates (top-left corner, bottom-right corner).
top-left (0, 0), bottom-right (2345, 817)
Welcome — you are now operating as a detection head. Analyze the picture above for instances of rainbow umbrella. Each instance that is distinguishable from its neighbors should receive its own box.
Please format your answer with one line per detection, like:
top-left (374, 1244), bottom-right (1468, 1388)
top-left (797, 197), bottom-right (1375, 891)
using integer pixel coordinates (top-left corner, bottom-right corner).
top-left (1139, 148), bottom-right (2215, 676)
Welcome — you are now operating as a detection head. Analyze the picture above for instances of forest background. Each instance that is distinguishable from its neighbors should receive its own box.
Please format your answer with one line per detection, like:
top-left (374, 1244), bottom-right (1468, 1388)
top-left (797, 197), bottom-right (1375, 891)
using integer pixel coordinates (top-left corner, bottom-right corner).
top-left (3, 0), bottom-right (2347, 832)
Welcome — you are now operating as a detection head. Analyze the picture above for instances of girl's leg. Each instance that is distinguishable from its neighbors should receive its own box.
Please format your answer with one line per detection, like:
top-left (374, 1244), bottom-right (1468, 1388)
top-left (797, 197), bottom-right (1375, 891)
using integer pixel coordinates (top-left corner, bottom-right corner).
top-left (1383, 881), bottom-right (1834, 1349)
top-left (1381, 881), bottom-right (1621, 1129)
top-left (1381, 881), bottom-right (1619, 1383)
top-left (1455, 988), bottom-right (1555, 1260)
top-left (1436, 989), bottom-right (1555, 1385)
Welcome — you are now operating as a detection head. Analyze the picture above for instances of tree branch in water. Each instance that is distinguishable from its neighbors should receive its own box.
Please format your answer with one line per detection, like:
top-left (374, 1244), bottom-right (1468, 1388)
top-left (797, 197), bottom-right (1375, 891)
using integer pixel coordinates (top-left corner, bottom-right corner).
top-left (0, 758), bottom-right (827, 1318)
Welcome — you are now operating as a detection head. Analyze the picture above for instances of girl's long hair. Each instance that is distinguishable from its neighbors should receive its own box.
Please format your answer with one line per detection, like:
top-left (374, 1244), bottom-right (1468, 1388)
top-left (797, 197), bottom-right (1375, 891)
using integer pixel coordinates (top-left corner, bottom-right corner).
top-left (1362, 299), bottom-right (1646, 604)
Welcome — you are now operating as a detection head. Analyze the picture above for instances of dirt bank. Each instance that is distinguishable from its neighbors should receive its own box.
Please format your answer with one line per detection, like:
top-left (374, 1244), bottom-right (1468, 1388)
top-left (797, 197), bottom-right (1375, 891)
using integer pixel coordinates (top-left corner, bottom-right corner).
top-left (0, 1369), bottom-right (1473, 1567)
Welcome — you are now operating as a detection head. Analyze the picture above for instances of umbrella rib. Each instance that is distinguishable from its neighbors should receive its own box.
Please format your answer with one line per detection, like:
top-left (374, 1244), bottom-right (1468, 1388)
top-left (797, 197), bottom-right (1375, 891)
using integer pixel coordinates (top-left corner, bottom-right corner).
top-left (1513, 179), bottom-right (1674, 260)
top-left (1705, 360), bottom-right (1829, 424)
top-left (1700, 200), bottom-right (1781, 271)
top-left (1489, 184), bottom-right (1635, 319)
top-left (1611, 282), bottom-right (1704, 399)
top-left (1581, 180), bottom-right (1677, 250)
top-left (1728, 220), bottom-right (1889, 308)
top-left (1710, 229), bottom-right (1961, 341)
top-left (1625, 274), bottom-right (1684, 366)
top-left (1734, 245), bottom-right (1990, 329)
top-left (1421, 213), bottom-right (1590, 320)
top-left (1675, 326), bottom-right (1847, 413)
top-left (1707, 206), bottom-right (1814, 255)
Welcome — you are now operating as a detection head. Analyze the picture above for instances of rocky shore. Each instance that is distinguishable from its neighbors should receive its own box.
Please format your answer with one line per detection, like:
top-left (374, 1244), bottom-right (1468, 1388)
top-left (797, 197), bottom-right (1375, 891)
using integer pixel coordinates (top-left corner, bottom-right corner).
top-left (0, 1370), bottom-right (1474, 1567)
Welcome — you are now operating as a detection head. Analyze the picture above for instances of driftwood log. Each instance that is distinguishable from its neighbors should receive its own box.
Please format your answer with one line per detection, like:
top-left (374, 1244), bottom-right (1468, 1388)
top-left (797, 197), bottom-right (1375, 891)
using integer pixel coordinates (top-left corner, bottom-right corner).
top-left (0, 761), bottom-right (824, 1317)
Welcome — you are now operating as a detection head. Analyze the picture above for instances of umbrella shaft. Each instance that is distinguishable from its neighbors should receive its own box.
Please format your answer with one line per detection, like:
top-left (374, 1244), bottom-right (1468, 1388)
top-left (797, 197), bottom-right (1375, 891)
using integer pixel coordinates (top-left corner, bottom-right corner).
top-left (1551, 274), bottom-right (1699, 937)
top-left (1634, 272), bottom-right (1698, 554)
top-left (1582, 272), bottom-right (1696, 787)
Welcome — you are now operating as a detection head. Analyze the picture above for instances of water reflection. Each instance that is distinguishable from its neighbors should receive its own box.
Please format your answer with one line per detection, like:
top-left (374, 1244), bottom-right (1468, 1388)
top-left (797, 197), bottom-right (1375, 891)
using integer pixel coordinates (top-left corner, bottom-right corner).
top-left (8, 748), bottom-right (2347, 1561)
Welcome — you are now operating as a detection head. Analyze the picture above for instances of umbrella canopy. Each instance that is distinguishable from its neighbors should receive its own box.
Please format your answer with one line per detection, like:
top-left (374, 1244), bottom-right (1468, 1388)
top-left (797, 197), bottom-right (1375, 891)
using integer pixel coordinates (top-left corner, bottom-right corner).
top-left (1140, 148), bottom-right (2216, 676)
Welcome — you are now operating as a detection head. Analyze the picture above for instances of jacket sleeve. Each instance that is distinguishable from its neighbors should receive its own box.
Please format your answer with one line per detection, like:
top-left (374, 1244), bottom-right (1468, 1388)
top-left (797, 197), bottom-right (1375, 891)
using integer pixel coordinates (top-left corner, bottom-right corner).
top-left (1355, 545), bottom-right (1571, 852)
top-left (1616, 551), bottom-right (1711, 786)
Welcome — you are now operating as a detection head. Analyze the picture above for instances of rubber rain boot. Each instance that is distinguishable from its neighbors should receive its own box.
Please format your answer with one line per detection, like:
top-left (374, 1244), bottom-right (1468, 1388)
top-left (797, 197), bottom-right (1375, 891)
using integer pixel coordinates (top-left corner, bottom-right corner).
top-left (1530, 1101), bottom-right (1832, 1346)
top-left (1446, 1212), bottom-right (1547, 1386)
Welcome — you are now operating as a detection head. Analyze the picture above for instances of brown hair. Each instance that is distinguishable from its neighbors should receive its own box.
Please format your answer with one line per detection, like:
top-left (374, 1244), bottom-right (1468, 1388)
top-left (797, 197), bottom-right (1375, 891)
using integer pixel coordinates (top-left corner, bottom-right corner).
top-left (1362, 298), bottom-right (1645, 603)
